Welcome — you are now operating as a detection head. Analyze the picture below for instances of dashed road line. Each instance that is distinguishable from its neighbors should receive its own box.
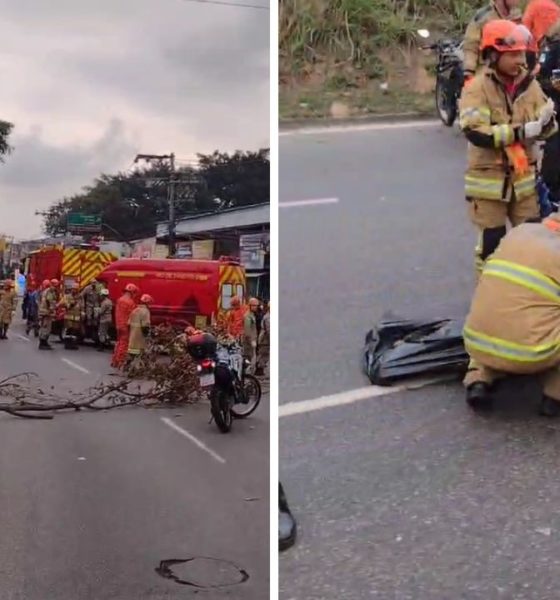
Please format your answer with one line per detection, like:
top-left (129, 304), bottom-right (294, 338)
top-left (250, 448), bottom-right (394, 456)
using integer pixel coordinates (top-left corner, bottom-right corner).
top-left (60, 358), bottom-right (90, 375)
top-left (280, 197), bottom-right (339, 209)
top-left (161, 417), bottom-right (226, 464)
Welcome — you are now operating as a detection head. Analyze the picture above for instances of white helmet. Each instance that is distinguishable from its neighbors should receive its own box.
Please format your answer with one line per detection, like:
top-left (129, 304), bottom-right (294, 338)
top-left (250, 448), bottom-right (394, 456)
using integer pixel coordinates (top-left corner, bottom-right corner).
top-left (100, 288), bottom-right (110, 296)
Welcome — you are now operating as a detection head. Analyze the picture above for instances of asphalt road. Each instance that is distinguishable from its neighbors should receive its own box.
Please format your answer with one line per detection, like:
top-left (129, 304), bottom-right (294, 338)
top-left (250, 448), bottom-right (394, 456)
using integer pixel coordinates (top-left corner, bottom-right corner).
top-left (0, 321), bottom-right (269, 600)
top-left (279, 120), bottom-right (560, 600)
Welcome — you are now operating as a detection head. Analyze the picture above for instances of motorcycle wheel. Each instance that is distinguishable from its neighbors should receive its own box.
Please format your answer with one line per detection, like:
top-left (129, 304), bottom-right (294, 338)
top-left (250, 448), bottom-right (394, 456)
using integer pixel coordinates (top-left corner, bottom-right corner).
top-left (435, 76), bottom-right (457, 127)
top-left (210, 388), bottom-right (233, 433)
top-left (231, 374), bottom-right (262, 419)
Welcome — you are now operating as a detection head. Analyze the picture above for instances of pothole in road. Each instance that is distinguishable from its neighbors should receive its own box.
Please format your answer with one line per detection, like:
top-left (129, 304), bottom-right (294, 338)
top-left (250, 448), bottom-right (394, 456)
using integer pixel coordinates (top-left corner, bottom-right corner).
top-left (155, 557), bottom-right (249, 589)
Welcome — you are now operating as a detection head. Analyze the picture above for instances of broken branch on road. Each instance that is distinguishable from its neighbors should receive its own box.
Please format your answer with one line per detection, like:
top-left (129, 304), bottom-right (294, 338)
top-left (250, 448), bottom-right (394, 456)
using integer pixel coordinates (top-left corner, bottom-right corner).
top-left (0, 325), bottom-right (225, 420)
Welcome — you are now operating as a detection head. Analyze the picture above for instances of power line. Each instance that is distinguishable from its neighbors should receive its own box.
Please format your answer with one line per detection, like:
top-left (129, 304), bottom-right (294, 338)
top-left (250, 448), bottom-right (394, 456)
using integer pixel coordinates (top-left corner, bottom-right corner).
top-left (182, 0), bottom-right (269, 9)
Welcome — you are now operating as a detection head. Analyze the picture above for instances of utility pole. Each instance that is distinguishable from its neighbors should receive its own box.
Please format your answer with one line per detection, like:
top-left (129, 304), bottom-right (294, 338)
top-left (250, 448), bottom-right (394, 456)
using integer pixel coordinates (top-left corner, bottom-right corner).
top-left (134, 153), bottom-right (176, 257)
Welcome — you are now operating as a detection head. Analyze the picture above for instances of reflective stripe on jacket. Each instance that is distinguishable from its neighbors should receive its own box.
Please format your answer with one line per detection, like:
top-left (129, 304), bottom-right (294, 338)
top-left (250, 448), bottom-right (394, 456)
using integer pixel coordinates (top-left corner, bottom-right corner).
top-left (459, 66), bottom-right (558, 201)
top-left (464, 222), bottom-right (560, 372)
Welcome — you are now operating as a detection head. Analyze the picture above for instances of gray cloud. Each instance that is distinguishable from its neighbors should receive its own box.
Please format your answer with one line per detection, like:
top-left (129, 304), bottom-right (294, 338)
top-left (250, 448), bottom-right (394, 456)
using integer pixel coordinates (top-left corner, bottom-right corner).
top-left (0, 0), bottom-right (269, 238)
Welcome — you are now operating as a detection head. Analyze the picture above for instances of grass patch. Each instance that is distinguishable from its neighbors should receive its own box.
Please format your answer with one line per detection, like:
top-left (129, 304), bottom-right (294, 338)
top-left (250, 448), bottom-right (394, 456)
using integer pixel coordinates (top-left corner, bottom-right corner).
top-left (279, 0), bottom-right (525, 119)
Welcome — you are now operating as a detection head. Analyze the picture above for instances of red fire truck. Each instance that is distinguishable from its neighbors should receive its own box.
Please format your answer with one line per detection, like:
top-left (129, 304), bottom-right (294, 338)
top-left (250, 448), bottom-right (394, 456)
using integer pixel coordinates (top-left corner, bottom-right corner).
top-left (97, 256), bottom-right (246, 329)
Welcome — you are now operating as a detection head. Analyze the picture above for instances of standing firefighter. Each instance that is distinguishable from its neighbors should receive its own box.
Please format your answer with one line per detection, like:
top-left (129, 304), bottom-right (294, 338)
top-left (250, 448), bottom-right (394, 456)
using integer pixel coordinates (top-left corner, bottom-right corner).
top-left (97, 288), bottom-right (113, 351)
top-left (111, 284), bottom-right (139, 368)
top-left (38, 280), bottom-right (58, 350)
top-left (62, 286), bottom-right (83, 350)
top-left (464, 214), bottom-right (560, 417)
top-left (0, 280), bottom-right (17, 340)
top-left (459, 20), bottom-right (557, 276)
top-left (463, 0), bottom-right (522, 82)
top-left (127, 294), bottom-right (153, 363)
top-left (256, 301), bottom-right (270, 377)
top-left (243, 297), bottom-right (259, 371)
top-left (81, 279), bottom-right (100, 336)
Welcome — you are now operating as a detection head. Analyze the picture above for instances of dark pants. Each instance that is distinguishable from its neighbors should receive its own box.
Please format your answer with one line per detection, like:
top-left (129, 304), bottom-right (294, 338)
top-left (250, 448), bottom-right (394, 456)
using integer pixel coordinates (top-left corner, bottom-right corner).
top-left (541, 130), bottom-right (560, 201)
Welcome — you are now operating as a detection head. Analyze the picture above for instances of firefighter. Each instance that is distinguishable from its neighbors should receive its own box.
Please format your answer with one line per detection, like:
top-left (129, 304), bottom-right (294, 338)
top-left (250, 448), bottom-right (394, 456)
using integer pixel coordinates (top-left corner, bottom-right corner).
top-left (111, 283), bottom-right (139, 368)
top-left (62, 286), bottom-right (83, 350)
top-left (38, 280), bottom-right (58, 350)
top-left (256, 301), bottom-right (270, 377)
top-left (81, 279), bottom-right (100, 336)
top-left (463, 0), bottom-right (523, 82)
top-left (458, 20), bottom-right (558, 277)
top-left (97, 288), bottom-right (113, 351)
top-left (0, 280), bottom-right (17, 339)
top-left (126, 294), bottom-right (153, 363)
top-left (464, 213), bottom-right (560, 417)
top-left (243, 297), bottom-right (259, 371)
top-left (524, 0), bottom-right (560, 204)
top-left (226, 295), bottom-right (245, 338)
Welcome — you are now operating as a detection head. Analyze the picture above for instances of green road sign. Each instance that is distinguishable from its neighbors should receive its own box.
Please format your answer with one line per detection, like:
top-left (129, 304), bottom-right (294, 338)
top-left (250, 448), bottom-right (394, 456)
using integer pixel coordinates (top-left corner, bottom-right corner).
top-left (67, 213), bottom-right (102, 232)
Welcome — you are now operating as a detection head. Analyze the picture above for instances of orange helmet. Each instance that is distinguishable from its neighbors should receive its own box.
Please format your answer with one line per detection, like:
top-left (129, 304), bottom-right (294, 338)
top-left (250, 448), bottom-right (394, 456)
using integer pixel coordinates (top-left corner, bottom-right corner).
top-left (42, 279), bottom-right (51, 288)
top-left (50, 279), bottom-right (59, 286)
top-left (125, 283), bottom-right (139, 294)
top-left (480, 20), bottom-right (532, 53)
top-left (140, 293), bottom-right (153, 304)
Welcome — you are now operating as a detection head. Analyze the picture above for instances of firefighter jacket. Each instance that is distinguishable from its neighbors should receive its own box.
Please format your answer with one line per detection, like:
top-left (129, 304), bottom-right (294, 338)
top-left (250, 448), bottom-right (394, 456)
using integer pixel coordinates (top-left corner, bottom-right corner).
top-left (464, 220), bottom-right (560, 374)
top-left (98, 297), bottom-right (113, 324)
top-left (0, 289), bottom-right (17, 324)
top-left (38, 288), bottom-right (57, 318)
top-left (463, 3), bottom-right (522, 76)
top-left (62, 293), bottom-right (83, 325)
top-left (458, 66), bottom-right (557, 202)
top-left (115, 293), bottom-right (136, 334)
top-left (128, 305), bottom-right (150, 354)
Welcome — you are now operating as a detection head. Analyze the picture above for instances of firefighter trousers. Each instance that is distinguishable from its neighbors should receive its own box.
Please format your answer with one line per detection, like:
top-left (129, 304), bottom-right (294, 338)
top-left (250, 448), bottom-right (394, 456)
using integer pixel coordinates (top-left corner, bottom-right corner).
top-left (464, 358), bottom-right (560, 403)
top-left (39, 316), bottom-right (52, 341)
top-left (467, 194), bottom-right (540, 275)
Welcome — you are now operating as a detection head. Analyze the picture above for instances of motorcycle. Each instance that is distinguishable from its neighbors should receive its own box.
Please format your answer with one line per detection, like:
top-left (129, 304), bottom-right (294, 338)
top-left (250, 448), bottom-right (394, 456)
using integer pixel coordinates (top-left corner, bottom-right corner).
top-left (418, 29), bottom-right (464, 127)
top-left (187, 333), bottom-right (262, 434)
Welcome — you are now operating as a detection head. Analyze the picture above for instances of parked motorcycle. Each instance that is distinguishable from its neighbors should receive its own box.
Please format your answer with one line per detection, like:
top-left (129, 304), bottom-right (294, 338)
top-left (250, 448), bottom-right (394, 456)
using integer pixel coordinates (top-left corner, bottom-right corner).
top-left (418, 29), bottom-right (464, 127)
top-left (187, 333), bottom-right (262, 434)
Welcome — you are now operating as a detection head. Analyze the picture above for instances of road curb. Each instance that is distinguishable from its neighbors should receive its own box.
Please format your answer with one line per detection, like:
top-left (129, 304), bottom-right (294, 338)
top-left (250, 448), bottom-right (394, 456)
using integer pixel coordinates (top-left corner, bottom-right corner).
top-left (279, 111), bottom-right (435, 132)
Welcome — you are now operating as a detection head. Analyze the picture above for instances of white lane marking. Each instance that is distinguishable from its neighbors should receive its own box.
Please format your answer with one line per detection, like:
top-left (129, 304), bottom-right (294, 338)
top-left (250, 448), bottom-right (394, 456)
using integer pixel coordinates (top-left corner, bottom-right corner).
top-left (161, 417), bottom-right (226, 465)
top-left (61, 358), bottom-right (90, 375)
top-left (279, 376), bottom-right (456, 417)
top-left (279, 119), bottom-right (440, 137)
top-left (16, 334), bottom-right (30, 342)
top-left (280, 197), bottom-right (339, 208)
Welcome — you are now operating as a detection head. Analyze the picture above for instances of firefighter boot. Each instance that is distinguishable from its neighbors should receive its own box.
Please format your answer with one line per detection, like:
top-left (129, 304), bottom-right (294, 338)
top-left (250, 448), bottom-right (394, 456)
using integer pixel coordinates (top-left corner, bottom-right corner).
top-left (539, 395), bottom-right (560, 418)
top-left (3, 325), bottom-right (9, 340)
top-left (279, 482), bottom-right (297, 552)
top-left (39, 339), bottom-right (53, 350)
top-left (466, 382), bottom-right (493, 411)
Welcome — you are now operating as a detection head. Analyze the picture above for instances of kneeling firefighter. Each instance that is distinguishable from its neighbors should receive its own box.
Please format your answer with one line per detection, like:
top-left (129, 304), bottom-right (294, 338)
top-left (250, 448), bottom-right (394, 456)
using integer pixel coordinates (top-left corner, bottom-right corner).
top-left (464, 214), bottom-right (560, 416)
top-left (458, 19), bottom-right (557, 277)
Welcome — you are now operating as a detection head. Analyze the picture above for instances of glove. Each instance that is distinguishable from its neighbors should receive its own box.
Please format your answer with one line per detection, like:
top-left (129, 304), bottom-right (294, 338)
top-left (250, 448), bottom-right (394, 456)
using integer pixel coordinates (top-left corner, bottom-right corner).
top-left (523, 120), bottom-right (543, 138)
top-left (539, 98), bottom-right (556, 126)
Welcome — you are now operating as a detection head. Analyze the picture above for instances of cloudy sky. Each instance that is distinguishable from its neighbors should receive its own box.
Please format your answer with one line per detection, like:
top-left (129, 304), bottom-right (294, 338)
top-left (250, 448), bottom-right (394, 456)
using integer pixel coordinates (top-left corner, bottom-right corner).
top-left (0, 0), bottom-right (270, 238)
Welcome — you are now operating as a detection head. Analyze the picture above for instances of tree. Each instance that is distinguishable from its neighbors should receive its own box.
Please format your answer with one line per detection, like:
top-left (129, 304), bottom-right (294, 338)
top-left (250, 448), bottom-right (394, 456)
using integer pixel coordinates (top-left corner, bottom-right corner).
top-left (42, 149), bottom-right (270, 239)
top-left (197, 148), bottom-right (270, 209)
top-left (0, 120), bottom-right (14, 162)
